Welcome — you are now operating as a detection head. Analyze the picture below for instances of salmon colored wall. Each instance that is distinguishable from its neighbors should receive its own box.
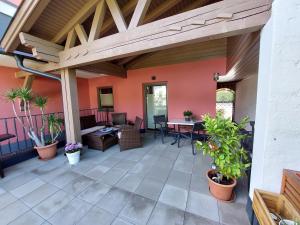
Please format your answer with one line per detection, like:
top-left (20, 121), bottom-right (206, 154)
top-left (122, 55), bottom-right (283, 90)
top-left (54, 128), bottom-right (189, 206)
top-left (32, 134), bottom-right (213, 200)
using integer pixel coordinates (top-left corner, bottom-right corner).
top-left (0, 67), bottom-right (91, 119)
top-left (88, 58), bottom-right (227, 123)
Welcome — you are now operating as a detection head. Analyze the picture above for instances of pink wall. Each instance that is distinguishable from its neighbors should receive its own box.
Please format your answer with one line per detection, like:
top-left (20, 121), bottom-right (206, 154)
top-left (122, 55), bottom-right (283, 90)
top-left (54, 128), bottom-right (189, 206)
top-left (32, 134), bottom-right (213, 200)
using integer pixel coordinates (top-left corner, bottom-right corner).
top-left (0, 67), bottom-right (90, 119)
top-left (88, 58), bottom-right (226, 123)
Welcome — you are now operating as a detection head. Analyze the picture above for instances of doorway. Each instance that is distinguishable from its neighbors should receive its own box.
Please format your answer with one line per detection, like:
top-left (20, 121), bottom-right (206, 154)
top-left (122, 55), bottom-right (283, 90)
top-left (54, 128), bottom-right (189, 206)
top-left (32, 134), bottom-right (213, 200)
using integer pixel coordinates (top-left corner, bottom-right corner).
top-left (144, 83), bottom-right (168, 129)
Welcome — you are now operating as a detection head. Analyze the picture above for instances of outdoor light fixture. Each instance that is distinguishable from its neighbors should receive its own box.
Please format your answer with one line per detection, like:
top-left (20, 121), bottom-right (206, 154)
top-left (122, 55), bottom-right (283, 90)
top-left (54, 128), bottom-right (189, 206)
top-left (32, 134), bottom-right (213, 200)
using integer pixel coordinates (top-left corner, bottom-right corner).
top-left (213, 72), bottom-right (220, 81)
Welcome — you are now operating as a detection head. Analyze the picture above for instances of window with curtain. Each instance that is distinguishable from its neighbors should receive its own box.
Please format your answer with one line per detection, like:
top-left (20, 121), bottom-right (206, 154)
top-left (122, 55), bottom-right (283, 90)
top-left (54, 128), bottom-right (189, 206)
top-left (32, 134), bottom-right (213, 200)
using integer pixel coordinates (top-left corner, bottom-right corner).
top-left (97, 87), bottom-right (114, 111)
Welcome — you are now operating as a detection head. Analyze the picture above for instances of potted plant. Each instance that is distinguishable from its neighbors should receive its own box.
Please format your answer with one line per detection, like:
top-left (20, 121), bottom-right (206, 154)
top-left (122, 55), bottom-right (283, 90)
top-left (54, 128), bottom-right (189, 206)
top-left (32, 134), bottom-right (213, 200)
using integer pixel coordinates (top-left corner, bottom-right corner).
top-left (65, 143), bottom-right (82, 165)
top-left (5, 88), bottom-right (63, 160)
top-left (196, 112), bottom-right (251, 201)
top-left (183, 110), bottom-right (193, 121)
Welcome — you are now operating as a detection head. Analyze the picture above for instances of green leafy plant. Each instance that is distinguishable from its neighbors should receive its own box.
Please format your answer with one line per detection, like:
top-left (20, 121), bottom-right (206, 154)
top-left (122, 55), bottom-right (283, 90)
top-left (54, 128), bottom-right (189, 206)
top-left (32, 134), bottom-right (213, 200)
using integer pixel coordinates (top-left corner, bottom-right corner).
top-left (183, 110), bottom-right (193, 117)
top-left (196, 112), bottom-right (251, 183)
top-left (48, 114), bottom-right (64, 144)
top-left (5, 88), bottom-right (63, 147)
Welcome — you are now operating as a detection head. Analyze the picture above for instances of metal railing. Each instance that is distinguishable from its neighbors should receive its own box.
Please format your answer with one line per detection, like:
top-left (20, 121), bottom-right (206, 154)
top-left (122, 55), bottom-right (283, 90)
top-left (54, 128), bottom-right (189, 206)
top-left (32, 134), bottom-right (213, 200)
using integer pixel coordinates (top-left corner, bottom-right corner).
top-left (0, 108), bottom-right (109, 168)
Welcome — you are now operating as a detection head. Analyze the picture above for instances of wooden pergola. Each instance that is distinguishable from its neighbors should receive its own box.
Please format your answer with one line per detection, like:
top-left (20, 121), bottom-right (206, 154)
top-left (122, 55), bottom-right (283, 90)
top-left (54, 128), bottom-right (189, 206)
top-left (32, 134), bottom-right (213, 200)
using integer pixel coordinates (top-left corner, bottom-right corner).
top-left (0, 0), bottom-right (272, 143)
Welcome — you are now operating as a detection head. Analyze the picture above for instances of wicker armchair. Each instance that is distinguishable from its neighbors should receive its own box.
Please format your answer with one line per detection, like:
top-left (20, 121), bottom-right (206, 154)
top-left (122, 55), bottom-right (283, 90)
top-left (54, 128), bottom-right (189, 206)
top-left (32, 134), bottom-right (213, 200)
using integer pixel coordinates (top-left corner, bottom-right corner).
top-left (111, 113), bottom-right (127, 126)
top-left (119, 116), bottom-right (143, 151)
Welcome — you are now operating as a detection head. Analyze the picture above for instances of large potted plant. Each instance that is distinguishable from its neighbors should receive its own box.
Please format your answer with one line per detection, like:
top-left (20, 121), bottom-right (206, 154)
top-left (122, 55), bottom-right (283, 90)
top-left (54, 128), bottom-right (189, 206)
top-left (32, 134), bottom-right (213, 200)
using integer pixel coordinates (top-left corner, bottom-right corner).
top-left (5, 88), bottom-right (63, 160)
top-left (183, 110), bottom-right (193, 121)
top-left (196, 112), bottom-right (251, 201)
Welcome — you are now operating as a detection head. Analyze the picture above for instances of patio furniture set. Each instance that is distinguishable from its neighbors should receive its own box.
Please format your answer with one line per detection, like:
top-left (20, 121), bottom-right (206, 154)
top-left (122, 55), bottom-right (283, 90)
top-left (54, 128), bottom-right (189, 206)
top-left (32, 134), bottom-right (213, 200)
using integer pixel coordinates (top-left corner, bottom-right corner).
top-left (80, 113), bottom-right (143, 151)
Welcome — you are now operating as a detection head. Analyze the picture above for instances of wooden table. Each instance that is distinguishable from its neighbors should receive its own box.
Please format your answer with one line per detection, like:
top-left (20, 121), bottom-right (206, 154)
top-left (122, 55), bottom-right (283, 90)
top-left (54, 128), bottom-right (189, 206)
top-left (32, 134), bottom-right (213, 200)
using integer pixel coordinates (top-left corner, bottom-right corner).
top-left (167, 119), bottom-right (200, 148)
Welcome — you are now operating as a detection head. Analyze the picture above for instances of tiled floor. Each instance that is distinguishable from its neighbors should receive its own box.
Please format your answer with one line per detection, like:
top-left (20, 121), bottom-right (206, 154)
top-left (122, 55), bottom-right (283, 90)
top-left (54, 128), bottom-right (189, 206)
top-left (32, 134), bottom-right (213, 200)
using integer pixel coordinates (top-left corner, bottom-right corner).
top-left (0, 134), bottom-right (250, 225)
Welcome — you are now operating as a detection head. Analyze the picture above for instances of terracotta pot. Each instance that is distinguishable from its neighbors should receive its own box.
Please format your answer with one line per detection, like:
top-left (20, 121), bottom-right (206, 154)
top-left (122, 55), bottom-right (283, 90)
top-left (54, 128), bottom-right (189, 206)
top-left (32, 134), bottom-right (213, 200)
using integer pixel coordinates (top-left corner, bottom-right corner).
top-left (35, 141), bottom-right (58, 160)
top-left (206, 169), bottom-right (237, 201)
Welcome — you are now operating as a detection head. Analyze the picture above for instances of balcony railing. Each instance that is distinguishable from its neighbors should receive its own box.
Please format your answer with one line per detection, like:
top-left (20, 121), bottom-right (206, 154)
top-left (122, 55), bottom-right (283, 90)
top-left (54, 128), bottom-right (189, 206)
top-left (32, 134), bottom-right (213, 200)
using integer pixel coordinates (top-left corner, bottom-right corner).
top-left (0, 108), bottom-right (109, 168)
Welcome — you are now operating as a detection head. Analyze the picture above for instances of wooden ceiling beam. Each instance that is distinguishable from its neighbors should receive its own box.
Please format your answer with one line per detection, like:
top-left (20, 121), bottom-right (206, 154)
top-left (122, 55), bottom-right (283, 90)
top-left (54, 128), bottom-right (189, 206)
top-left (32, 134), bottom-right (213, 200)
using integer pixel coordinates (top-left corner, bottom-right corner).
top-left (1, 0), bottom-right (51, 52)
top-left (51, 0), bottom-right (100, 44)
top-left (80, 62), bottom-right (127, 77)
top-left (105, 0), bottom-right (127, 32)
top-left (128, 0), bottom-right (152, 29)
top-left (75, 24), bottom-right (88, 44)
top-left (101, 0), bottom-right (137, 35)
top-left (88, 0), bottom-right (106, 42)
top-left (58, 0), bottom-right (271, 69)
top-left (65, 29), bottom-right (77, 50)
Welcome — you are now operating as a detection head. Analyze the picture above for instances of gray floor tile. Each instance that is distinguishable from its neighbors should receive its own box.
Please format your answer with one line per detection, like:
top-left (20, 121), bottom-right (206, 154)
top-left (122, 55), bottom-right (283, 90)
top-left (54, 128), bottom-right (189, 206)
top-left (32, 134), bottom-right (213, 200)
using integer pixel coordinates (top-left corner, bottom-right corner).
top-left (114, 160), bottom-right (137, 171)
top-left (112, 218), bottom-right (135, 225)
top-left (8, 210), bottom-right (45, 225)
top-left (33, 190), bottom-right (74, 220)
top-left (96, 187), bottom-right (132, 215)
top-left (31, 165), bottom-right (65, 182)
top-left (0, 192), bottom-right (17, 210)
top-left (49, 170), bottom-right (81, 188)
top-left (101, 168), bottom-right (127, 185)
top-left (77, 206), bottom-right (115, 225)
top-left (159, 184), bottom-right (188, 211)
top-left (21, 183), bottom-right (59, 208)
top-left (48, 198), bottom-right (92, 225)
top-left (0, 200), bottom-right (29, 225)
top-left (115, 173), bottom-right (144, 193)
top-left (186, 191), bottom-right (219, 222)
top-left (78, 181), bottom-right (112, 204)
top-left (1, 172), bottom-right (37, 191)
top-left (218, 202), bottom-right (250, 225)
top-left (129, 163), bottom-right (152, 176)
top-left (147, 202), bottom-right (184, 225)
top-left (119, 195), bottom-right (156, 225)
top-left (190, 175), bottom-right (210, 195)
top-left (62, 175), bottom-right (94, 195)
top-left (85, 165), bottom-right (110, 180)
top-left (167, 170), bottom-right (191, 190)
top-left (100, 157), bottom-right (121, 168)
top-left (10, 178), bottom-right (45, 198)
top-left (135, 178), bottom-right (164, 201)
top-left (184, 212), bottom-right (220, 225)
top-left (173, 159), bottom-right (193, 174)
top-left (146, 166), bottom-right (170, 182)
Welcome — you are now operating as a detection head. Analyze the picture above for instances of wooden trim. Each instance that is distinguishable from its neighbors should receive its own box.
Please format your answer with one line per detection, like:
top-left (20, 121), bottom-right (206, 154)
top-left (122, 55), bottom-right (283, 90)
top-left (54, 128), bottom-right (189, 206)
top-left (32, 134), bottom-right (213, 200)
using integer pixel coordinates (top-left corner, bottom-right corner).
top-left (128, 0), bottom-right (151, 29)
top-left (105, 0), bottom-right (127, 32)
top-left (75, 24), bottom-right (88, 44)
top-left (22, 75), bottom-right (35, 89)
top-left (1, 0), bottom-right (51, 52)
top-left (51, 0), bottom-right (100, 43)
top-left (59, 0), bottom-right (271, 69)
top-left (88, 0), bottom-right (106, 42)
top-left (79, 62), bottom-right (127, 77)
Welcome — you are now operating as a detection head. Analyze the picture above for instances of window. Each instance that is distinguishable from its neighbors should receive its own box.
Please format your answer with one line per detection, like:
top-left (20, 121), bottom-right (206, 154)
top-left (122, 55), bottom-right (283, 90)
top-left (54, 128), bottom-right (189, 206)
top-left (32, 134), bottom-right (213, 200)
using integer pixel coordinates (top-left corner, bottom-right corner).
top-left (97, 87), bottom-right (114, 111)
top-left (216, 88), bottom-right (235, 120)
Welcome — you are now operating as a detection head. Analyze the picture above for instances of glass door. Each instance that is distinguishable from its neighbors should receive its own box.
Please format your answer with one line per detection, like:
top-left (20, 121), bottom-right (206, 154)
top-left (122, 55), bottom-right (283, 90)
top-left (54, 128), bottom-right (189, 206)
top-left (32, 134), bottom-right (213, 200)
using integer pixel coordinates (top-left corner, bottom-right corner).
top-left (145, 84), bottom-right (167, 129)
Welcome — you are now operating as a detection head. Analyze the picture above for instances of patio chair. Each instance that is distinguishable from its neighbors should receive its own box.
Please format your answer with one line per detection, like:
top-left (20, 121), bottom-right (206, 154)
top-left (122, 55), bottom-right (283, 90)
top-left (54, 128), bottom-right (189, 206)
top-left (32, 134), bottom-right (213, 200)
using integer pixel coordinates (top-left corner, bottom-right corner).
top-left (153, 115), bottom-right (174, 144)
top-left (191, 122), bottom-right (208, 155)
top-left (111, 113), bottom-right (127, 126)
top-left (119, 116), bottom-right (143, 151)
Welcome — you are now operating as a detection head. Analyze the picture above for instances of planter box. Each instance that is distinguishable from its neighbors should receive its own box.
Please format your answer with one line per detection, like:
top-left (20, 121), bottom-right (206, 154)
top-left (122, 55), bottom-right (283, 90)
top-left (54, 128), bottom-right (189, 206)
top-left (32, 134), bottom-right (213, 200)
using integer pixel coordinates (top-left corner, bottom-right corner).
top-left (253, 170), bottom-right (300, 225)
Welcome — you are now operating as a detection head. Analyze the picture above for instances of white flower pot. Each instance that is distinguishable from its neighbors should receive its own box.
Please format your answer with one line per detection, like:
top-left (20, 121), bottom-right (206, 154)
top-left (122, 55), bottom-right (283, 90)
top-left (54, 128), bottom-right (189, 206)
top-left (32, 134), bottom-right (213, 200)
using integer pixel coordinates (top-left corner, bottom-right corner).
top-left (66, 151), bottom-right (80, 165)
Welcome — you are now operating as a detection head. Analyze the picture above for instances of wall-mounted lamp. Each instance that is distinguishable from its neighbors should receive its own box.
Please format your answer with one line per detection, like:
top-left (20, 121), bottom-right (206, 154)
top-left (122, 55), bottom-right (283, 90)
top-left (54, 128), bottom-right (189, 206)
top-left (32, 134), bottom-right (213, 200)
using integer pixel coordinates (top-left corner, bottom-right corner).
top-left (213, 72), bottom-right (220, 81)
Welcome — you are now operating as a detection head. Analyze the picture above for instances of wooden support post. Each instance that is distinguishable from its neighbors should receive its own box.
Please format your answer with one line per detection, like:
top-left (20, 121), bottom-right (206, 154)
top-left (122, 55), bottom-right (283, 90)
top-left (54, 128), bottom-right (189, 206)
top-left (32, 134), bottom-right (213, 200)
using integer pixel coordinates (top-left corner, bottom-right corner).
top-left (61, 68), bottom-right (81, 143)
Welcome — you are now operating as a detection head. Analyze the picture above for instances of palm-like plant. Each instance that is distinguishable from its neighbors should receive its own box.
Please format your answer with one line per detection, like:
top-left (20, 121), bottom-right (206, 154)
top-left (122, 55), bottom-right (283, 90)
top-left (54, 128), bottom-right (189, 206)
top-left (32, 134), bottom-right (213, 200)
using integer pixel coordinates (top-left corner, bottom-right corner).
top-left (5, 88), bottom-right (62, 147)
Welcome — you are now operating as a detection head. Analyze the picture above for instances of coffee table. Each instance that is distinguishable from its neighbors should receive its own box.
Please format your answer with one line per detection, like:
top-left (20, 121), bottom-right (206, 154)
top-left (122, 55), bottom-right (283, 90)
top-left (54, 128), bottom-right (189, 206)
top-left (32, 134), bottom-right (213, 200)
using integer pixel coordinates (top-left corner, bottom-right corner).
top-left (82, 127), bottom-right (119, 151)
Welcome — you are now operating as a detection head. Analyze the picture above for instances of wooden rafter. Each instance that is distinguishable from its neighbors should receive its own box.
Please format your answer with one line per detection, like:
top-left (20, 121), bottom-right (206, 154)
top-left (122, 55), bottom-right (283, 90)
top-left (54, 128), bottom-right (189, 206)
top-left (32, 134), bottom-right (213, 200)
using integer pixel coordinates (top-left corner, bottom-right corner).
top-left (105, 0), bottom-right (127, 32)
top-left (19, 32), bottom-right (63, 63)
top-left (1, 0), bottom-right (51, 52)
top-left (65, 29), bottom-right (77, 50)
top-left (129, 0), bottom-right (152, 29)
top-left (75, 24), bottom-right (88, 44)
top-left (101, 0), bottom-right (137, 35)
top-left (80, 62), bottom-right (127, 77)
top-left (51, 0), bottom-right (100, 44)
top-left (58, 0), bottom-right (271, 69)
top-left (88, 0), bottom-right (106, 42)
top-left (22, 75), bottom-right (35, 89)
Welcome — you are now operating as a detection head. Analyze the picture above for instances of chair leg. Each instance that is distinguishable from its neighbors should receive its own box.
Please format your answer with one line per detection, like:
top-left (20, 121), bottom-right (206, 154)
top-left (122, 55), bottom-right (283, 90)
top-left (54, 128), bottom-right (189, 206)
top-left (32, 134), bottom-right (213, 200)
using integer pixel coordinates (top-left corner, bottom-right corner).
top-left (177, 134), bottom-right (180, 148)
top-left (160, 128), bottom-right (164, 144)
top-left (192, 141), bottom-right (196, 155)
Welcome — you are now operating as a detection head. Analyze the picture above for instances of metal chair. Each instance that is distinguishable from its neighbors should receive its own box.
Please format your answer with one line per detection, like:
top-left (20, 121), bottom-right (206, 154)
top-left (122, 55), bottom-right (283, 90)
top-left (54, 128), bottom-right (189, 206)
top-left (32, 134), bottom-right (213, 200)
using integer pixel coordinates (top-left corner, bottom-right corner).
top-left (191, 122), bottom-right (207, 155)
top-left (153, 115), bottom-right (173, 144)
